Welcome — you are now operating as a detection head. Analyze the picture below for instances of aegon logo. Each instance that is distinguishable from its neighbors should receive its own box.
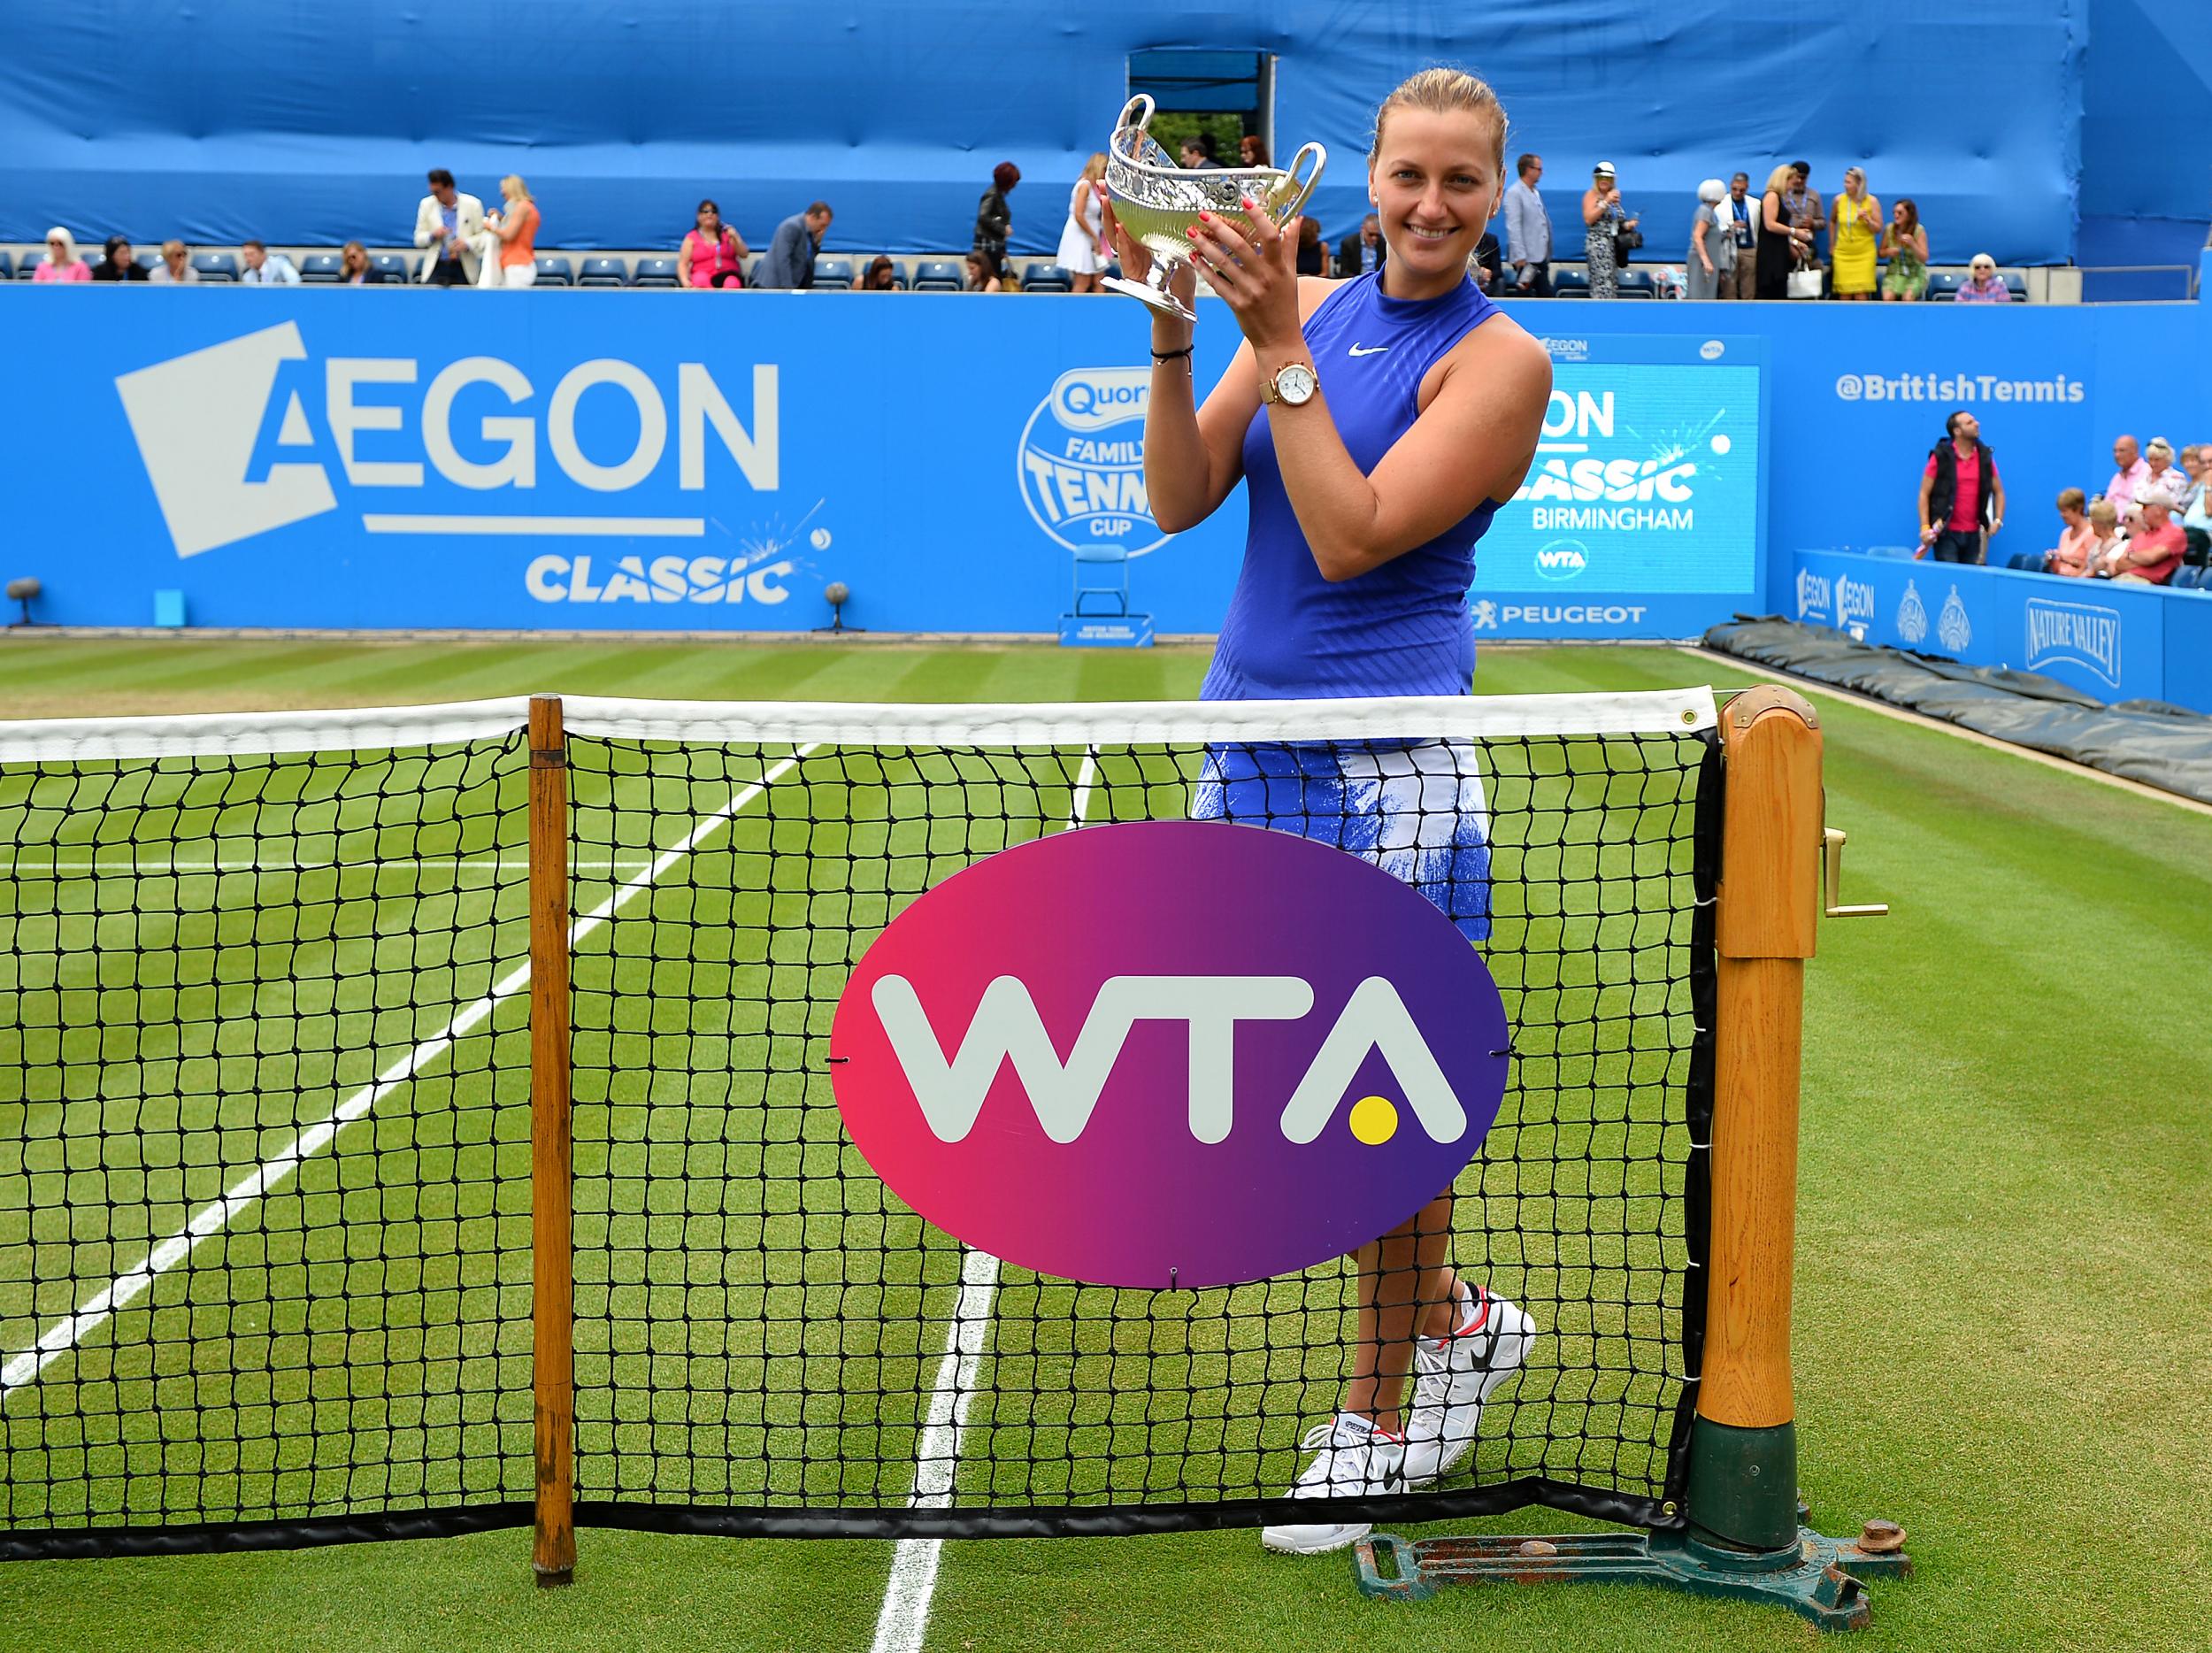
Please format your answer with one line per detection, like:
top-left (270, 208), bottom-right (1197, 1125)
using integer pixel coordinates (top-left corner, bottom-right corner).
top-left (1835, 574), bottom-right (1876, 627)
top-left (831, 820), bottom-right (1507, 1288)
top-left (1796, 570), bottom-right (1832, 620)
top-left (112, 321), bottom-right (777, 557)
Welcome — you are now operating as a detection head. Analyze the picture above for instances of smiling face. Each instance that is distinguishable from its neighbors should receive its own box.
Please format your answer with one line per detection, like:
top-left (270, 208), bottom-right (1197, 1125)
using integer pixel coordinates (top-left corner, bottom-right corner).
top-left (1367, 107), bottom-right (1503, 285)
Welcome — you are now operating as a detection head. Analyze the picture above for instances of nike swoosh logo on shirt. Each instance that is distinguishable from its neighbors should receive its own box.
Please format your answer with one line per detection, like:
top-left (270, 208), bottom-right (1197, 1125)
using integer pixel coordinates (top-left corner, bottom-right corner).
top-left (1348, 343), bottom-right (1391, 357)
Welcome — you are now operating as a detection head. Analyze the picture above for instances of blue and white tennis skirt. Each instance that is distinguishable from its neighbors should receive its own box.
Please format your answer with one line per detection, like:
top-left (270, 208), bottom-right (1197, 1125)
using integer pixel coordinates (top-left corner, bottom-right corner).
top-left (1189, 740), bottom-right (1492, 942)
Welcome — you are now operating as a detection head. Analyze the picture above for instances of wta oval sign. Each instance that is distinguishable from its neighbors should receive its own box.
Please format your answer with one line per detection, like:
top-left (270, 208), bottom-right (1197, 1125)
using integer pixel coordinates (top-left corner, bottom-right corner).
top-left (830, 820), bottom-right (1509, 1288)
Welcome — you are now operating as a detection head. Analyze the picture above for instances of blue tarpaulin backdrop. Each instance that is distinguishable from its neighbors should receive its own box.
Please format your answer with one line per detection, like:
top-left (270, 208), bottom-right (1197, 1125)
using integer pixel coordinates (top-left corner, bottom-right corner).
top-left (5, 1), bottom-right (2179, 266)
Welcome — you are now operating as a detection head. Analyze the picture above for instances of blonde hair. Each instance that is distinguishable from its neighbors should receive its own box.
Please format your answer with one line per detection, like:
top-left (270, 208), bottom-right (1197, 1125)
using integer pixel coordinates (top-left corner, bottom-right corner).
top-left (2146, 437), bottom-right (2174, 462)
top-left (2089, 499), bottom-right (2119, 529)
top-left (2056, 487), bottom-right (2086, 512)
top-left (1763, 165), bottom-right (1798, 197)
top-left (1368, 67), bottom-right (1508, 172)
top-left (502, 174), bottom-right (532, 203)
top-left (1080, 151), bottom-right (1108, 184)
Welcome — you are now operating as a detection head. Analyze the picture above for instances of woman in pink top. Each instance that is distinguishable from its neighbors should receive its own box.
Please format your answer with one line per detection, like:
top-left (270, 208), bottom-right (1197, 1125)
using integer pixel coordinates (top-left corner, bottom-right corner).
top-left (680, 199), bottom-right (749, 288)
top-left (34, 227), bottom-right (91, 282)
top-left (2044, 488), bottom-right (2096, 576)
top-left (484, 175), bottom-right (540, 287)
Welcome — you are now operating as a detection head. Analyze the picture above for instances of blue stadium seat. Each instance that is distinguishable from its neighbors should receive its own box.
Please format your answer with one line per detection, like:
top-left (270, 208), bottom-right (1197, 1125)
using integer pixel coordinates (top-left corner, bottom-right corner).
top-left (1024, 262), bottom-right (1072, 293)
top-left (1925, 271), bottom-right (1963, 302)
top-left (2004, 273), bottom-right (2029, 302)
top-left (534, 255), bottom-right (573, 286)
top-left (1865, 544), bottom-right (1917, 559)
top-left (911, 258), bottom-right (964, 292)
top-left (577, 256), bottom-right (629, 287)
top-left (2007, 550), bottom-right (2040, 571)
top-left (373, 252), bottom-right (412, 281)
top-left (298, 252), bottom-right (344, 283)
top-left (192, 251), bottom-right (240, 282)
top-left (135, 251), bottom-right (162, 273)
top-left (1552, 267), bottom-right (1589, 297)
top-left (2172, 565), bottom-right (2206, 590)
top-left (811, 258), bottom-right (855, 289)
top-left (0, 250), bottom-right (11, 279)
top-left (632, 255), bottom-right (680, 287)
top-left (1615, 268), bottom-right (1656, 298)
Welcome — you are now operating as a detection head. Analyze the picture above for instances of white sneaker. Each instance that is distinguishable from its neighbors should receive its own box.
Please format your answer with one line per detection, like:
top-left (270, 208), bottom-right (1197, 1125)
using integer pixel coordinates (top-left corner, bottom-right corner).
top-left (1260, 1413), bottom-right (1406, 1556)
top-left (1401, 1285), bottom-right (1539, 1488)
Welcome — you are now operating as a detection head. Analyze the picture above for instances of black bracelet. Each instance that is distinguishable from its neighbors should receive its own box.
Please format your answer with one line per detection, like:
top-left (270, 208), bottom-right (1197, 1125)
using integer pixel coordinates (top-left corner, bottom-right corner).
top-left (1150, 345), bottom-right (1194, 363)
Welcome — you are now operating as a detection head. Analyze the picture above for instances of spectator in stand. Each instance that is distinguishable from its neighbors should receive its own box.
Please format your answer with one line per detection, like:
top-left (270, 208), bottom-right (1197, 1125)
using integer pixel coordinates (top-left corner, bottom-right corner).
top-left (756, 202), bottom-right (831, 289)
top-left (338, 241), bottom-right (384, 284)
top-left (2101, 434), bottom-right (2149, 520)
top-left (1295, 215), bottom-right (1328, 277)
top-left (1831, 168), bottom-right (1881, 301)
top-left (975, 161), bottom-right (1019, 266)
top-left (479, 175), bottom-right (539, 287)
top-left (239, 240), bottom-right (301, 284)
top-left (2044, 488), bottom-right (2096, 575)
top-left (1756, 165), bottom-right (1813, 300)
top-left (858, 255), bottom-right (901, 291)
top-left (1686, 179), bottom-right (1731, 301)
top-left (1056, 154), bottom-right (1109, 294)
top-left (148, 240), bottom-right (198, 284)
top-left (1880, 200), bottom-right (1929, 302)
top-left (1179, 135), bottom-right (1221, 170)
top-left (1719, 173), bottom-right (1757, 300)
top-left (1238, 135), bottom-right (1270, 168)
top-left (1470, 227), bottom-right (1502, 292)
top-left (2080, 498), bottom-right (2125, 576)
top-left (2136, 438), bottom-right (2186, 509)
top-left (1918, 409), bottom-right (2005, 564)
top-left (1581, 162), bottom-right (1634, 299)
top-left (1786, 161), bottom-right (1826, 287)
top-left (1503, 154), bottom-right (1552, 296)
top-left (1956, 254), bottom-right (2011, 303)
top-left (680, 200), bottom-right (749, 289)
top-left (91, 235), bottom-right (148, 281)
top-left (964, 250), bottom-right (1007, 292)
top-left (415, 168), bottom-right (486, 286)
top-left (1339, 212), bottom-right (1386, 277)
top-left (2182, 447), bottom-right (2212, 565)
top-left (34, 228), bottom-right (90, 282)
top-left (2096, 495), bottom-right (2184, 583)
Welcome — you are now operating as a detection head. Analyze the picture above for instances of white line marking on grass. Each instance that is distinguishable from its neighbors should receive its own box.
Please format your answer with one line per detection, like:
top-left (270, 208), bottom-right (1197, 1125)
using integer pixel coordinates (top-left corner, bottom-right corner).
top-left (869, 747), bottom-right (1097, 1653)
top-left (0, 747), bottom-right (819, 1402)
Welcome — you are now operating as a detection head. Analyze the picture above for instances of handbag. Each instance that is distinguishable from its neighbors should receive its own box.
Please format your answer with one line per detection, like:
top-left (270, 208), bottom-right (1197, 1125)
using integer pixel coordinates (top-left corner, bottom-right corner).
top-left (1613, 203), bottom-right (1642, 266)
top-left (1786, 266), bottom-right (1823, 300)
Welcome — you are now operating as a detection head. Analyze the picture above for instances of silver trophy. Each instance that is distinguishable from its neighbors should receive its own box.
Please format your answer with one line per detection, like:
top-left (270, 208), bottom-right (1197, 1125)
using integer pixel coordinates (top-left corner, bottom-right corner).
top-left (1101, 95), bottom-right (1325, 322)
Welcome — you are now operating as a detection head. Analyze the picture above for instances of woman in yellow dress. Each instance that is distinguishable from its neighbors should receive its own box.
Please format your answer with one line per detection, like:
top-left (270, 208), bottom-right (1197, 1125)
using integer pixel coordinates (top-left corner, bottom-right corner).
top-left (1832, 166), bottom-right (1881, 300)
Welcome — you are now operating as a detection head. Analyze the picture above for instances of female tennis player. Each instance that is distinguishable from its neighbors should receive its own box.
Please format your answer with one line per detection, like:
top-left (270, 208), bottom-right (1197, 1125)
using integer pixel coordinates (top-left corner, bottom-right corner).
top-left (1102, 67), bottom-right (1548, 1555)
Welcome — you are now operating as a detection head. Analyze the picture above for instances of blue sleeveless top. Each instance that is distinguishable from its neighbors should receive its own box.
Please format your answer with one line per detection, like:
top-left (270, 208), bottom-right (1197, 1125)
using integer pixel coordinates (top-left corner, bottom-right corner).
top-left (1202, 272), bottom-right (1502, 700)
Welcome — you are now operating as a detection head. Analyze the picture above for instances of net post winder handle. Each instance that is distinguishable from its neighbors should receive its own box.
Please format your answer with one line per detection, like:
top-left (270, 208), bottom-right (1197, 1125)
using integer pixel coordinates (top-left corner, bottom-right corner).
top-left (528, 693), bottom-right (578, 1586)
top-left (1689, 685), bottom-right (1823, 1554)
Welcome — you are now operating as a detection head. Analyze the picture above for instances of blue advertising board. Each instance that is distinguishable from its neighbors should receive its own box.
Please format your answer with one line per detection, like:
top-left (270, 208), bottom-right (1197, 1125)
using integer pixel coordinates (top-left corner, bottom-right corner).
top-left (0, 289), bottom-right (1772, 640)
top-left (1792, 550), bottom-right (2212, 714)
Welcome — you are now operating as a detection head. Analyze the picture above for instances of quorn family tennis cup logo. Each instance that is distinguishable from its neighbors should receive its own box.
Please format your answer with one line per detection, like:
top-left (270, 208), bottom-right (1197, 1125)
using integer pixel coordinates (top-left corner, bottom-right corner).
top-left (830, 820), bottom-right (1509, 1288)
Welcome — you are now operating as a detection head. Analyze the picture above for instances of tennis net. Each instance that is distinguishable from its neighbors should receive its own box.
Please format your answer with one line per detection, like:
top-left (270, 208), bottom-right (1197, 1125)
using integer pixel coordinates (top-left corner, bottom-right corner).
top-left (1, 688), bottom-right (1717, 1557)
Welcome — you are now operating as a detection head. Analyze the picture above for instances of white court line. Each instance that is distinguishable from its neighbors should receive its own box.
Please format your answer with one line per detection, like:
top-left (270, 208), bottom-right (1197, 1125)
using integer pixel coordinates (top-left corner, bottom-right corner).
top-left (0, 746), bottom-right (820, 1401)
top-left (869, 748), bottom-right (1097, 1653)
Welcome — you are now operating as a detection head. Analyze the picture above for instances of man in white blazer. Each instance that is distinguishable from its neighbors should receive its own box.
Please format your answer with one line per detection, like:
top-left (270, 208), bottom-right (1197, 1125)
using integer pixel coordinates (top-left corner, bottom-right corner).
top-left (414, 168), bottom-right (486, 285)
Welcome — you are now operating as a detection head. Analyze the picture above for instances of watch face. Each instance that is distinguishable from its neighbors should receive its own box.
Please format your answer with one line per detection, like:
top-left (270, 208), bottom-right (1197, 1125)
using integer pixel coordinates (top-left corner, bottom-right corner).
top-left (1277, 364), bottom-right (1318, 406)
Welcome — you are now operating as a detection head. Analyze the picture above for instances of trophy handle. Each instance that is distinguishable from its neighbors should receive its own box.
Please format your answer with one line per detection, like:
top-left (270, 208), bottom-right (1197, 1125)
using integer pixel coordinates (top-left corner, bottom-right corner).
top-left (1114, 94), bottom-right (1156, 137)
top-left (1276, 142), bottom-right (1327, 220)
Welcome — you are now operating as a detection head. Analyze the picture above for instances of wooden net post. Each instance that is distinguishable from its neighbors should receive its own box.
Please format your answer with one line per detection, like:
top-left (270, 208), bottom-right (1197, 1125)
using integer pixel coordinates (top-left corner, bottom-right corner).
top-left (528, 694), bottom-right (577, 1585)
top-left (1687, 685), bottom-right (1823, 1554)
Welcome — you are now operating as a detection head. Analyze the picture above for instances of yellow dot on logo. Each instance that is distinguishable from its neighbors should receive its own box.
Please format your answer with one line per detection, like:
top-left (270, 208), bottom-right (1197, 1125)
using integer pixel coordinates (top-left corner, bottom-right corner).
top-left (1348, 1095), bottom-right (1399, 1145)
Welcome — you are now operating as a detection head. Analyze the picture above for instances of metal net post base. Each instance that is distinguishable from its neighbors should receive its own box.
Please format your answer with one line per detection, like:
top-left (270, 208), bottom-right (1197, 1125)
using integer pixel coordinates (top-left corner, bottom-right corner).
top-left (1351, 1523), bottom-right (1913, 1633)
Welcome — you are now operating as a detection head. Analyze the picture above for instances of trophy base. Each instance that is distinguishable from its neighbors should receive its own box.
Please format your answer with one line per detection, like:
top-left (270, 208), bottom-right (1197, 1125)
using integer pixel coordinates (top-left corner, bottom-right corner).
top-left (1102, 275), bottom-right (1196, 323)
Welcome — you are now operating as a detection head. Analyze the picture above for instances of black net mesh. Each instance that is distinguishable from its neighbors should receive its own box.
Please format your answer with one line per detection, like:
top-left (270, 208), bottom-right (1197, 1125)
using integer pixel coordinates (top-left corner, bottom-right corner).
top-left (564, 728), bottom-right (1716, 1539)
top-left (0, 709), bottom-right (1716, 1557)
top-left (0, 736), bottom-right (536, 1555)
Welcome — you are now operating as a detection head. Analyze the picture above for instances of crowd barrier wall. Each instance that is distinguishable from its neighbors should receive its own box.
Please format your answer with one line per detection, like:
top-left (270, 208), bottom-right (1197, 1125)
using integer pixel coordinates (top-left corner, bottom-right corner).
top-left (3, 285), bottom-right (2207, 641)
top-left (1791, 550), bottom-right (2212, 716)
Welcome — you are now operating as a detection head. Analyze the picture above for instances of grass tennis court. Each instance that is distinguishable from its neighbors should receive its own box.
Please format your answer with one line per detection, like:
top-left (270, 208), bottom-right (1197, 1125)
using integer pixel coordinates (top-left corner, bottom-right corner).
top-left (2, 636), bottom-right (2208, 1652)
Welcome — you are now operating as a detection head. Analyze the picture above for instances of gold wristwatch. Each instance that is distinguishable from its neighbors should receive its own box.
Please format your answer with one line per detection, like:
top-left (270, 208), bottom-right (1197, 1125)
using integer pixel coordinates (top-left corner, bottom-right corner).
top-left (1260, 362), bottom-right (1319, 408)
